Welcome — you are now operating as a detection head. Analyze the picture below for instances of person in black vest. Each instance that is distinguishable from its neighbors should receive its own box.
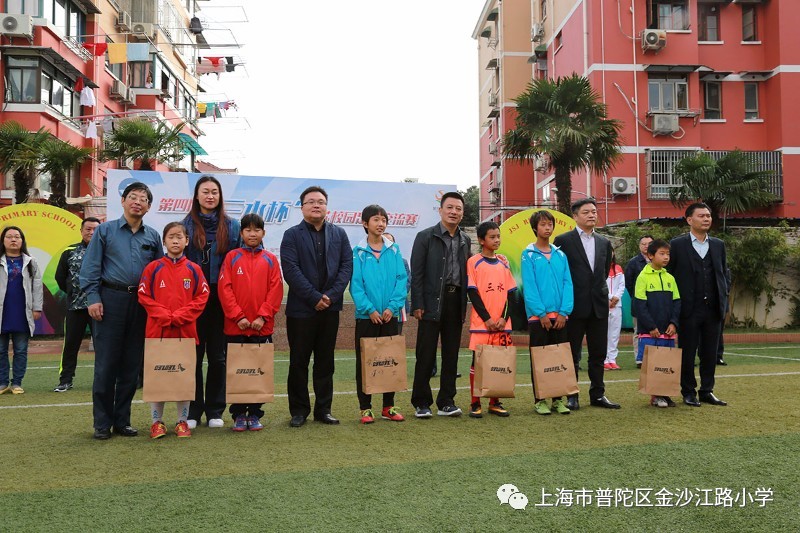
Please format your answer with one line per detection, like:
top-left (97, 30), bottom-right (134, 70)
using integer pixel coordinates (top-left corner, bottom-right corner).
top-left (553, 199), bottom-right (620, 411)
top-left (667, 203), bottom-right (728, 407)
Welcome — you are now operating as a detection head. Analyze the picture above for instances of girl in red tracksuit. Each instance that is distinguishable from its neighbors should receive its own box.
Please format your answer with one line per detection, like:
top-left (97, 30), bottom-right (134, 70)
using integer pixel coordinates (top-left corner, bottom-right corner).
top-left (138, 222), bottom-right (210, 439)
top-left (218, 213), bottom-right (284, 432)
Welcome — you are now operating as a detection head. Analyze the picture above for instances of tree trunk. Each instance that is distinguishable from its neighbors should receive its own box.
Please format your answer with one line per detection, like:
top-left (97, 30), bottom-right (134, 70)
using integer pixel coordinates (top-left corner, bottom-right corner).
top-left (48, 172), bottom-right (68, 208)
top-left (13, 170), bottom-right (31, 205)
top-left (139, 159), bottom-right (153, 171)
top-left (554, 166), bottom-right (573, 215)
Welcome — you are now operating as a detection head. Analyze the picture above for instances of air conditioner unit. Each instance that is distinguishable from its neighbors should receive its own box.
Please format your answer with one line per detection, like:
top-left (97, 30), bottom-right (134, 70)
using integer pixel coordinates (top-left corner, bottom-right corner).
top-left (488, 141), bottom-right (498, 155)
top-left (642, 29), bottom-right (667, 52)
top-left (131, 22), bottom-right (154, 40)
top-left (612, 177), bottom-right (637, 195)
top-left (534, 156), bottom-right (547, 172)
top-left (116, 11), bottom-right (132, 32)
top-left (651, 113), bottom-right (680, 135)
top-left (110, 80), bottom-right (127, 100)
top-left (0, 14), bottom-right (33, 39)
top-left (488, 92), bottom-right (498, 107)
top-left (126, 89), bottom-right (136, 106)
top-left (531, 23), bottom-right (544, 43)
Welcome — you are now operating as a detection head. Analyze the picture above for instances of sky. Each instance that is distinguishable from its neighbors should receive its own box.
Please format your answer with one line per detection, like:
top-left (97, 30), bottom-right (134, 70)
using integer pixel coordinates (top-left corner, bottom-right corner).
top-left (195, 0), bottom-right (487, 192)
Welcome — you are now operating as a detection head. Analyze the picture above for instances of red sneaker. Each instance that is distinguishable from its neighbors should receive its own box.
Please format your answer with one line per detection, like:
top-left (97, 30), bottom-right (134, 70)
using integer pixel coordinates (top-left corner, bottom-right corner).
top-left (175, 421), bottom-right (192, 438)
top-left (610, 362), bottom-right (621, 370)
top-left (604, 363), bottom-right (614, 370)
top-left (150, 421), bottom-right (167, 439)
top-left (360, 409), bottom-right (375, 424)
top-left (381, 406), bottom-right (405, 422)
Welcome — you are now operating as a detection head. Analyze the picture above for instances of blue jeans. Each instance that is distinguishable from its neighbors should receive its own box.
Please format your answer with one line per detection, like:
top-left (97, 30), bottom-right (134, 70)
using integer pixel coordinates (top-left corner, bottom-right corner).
top-left (637, 336), bottom-right (675, 362)
top-left (0, 332), bottom-right (30, 387)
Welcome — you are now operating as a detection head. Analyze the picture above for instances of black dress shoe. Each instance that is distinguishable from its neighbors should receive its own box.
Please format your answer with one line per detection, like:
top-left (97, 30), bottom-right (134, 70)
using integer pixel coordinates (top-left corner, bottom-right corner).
top-left (699, 392), bottom-right (727, 406)
top-left (314, 413), bottom-right (340, 425)
top-left (566, 394), bottom-right (579, 411)
top-left (717, 358), bottom-right (728, 366)
top-left (683, 394), bottom-right (701, 407)
top-left (590, 396), bottom-right (621, 409)
top-left (456, 372), bottom-right (462, 378)
top-left (113, 425), bottom-right (138, 437)
top-left (93, 428), bottom-right (111, 440)
top-left (290, 415), bottom-right (306, 428)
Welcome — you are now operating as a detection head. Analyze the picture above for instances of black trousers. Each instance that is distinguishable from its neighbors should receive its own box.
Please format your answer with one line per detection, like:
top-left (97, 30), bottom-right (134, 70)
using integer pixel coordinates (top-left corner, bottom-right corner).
top-left (411, 290), bottom-right (462, 409)
top-left (355, 318), bottom-right (399, 410)
top-left (566, 314), bottom-right (607, 400)
top-left (92, 288), bottom-right (146, 430)
top-left (679, 304), bottom-right (721, 395)
top-left (286, 311), bottom-right (339, 418)
top-left (228, 335), bottom-right (271, 419)
top-left (529, 320), bottom-right (569, 401)
top-left (189, 285), bottom-right (228, 421)
top-left (58, 308), bottom-right (92, 385)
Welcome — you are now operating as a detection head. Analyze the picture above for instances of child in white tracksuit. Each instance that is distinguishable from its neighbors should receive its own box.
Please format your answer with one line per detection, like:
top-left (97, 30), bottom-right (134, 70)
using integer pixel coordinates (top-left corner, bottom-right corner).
top-left (605, 255), bottom-right (625, 370)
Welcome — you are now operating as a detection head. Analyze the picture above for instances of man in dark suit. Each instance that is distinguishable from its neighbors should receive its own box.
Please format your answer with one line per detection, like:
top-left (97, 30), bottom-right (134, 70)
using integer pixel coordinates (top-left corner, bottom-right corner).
top-left (281, 186), bottom-right (353, 427)
top-left (624, 235), bottom-right (653, 367)
top-left (667, 203), bottom-right (728, 407)
top-left (553, 199), bottom-right (620, 410)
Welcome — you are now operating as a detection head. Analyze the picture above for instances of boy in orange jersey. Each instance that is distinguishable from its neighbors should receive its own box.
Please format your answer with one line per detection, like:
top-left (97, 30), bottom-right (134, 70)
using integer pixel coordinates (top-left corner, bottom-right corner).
top-left (138, 222), bottom-right (210, 439)
top-left (467, 221), bottom-right (517, 418)
top-left (218, 213), bottom-right (284, 432)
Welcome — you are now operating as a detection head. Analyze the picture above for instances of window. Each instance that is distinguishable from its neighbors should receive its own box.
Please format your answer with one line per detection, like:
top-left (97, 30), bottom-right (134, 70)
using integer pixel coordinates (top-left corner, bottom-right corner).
top-left (555, 32), bottom-right (563, 50)
top-left (703, 81), bottom-right (722, 119)
top-left (6, 56), bottom-right (39, 102)
top-left (5, 0), bottom-right (40, 15)
top-left (30, 0), bottom-right (87, 38)
top-left (742, 5), bottom-right (757, 41)
top-left (129, 62), bottom-right (153, 88)
top-left (648, 74), bottom-right (688, 113)
top-left (698, 4), bottom-right (720, 41)
top-left (744, 82), bottom-right (759, 119)
top-left (648, 1), bottom-right (689, 30)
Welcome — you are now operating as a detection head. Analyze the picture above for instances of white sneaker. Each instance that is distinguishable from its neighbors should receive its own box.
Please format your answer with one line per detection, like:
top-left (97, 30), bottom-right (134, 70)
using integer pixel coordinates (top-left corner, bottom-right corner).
top-left (208, 418), bottom-right (225, 428)
top-left (186, 419), bottom-right (198, 429)
top-left (653, 397), bottom-right (668, 408)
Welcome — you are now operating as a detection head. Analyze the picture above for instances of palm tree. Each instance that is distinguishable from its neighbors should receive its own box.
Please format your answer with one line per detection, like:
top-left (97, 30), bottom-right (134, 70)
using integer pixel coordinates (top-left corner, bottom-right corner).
top-left (100, 118), bottom-right (186, 171)
top-left (669, 149), bottom-right (778, 226)
top-left (0, 121), bottom-right (51, 204)
top-left (39, 138), bottom-right (94, 208)
top-left (503, 74), bottom-right (623, 215)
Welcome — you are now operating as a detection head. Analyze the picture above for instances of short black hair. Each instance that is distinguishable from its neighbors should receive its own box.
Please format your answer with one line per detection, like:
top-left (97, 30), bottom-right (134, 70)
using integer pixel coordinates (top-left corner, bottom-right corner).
top-left (529, 210), bottom-right (555, 236)
top-left (685, 202), bottom-right (711, 218)
top-left (639, 234), bottom-right (654, 243)
top-left (122, 182), bottom-right (152, 204)
top-left (477, 221), bottom-right (499, 239)
top-left (240, 213), bottom-right (265, 231)
top-left (300, 186), bottom-right (328, 204)
top-left (162, 221), bottom-right (188, 241)
top-left (361, 204), bottom-right (388, 233)
top-left (440, 191), bottom-right (465, 207)
top-left (570, 198), bottom-right (597, 214)
top-left (647, 239), bottom-right (670, 256)
top-left (81, 217), bottom-right (101, 228)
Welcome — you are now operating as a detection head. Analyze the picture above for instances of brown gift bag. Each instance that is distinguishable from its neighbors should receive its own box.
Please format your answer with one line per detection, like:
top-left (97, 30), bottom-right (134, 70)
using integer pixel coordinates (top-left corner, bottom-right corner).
top-left (226, 342), bottom-right (275, 403)
top-left (638, 344), bottom-right (681, 397)
top-left (142, 337), bottom-right (197, 402)
top-left (530, 343), bottom-right (579, 399)
top-left (360, 335), bottom-right (408, 394)
top-left (474, 344), bottom-right (517, 398)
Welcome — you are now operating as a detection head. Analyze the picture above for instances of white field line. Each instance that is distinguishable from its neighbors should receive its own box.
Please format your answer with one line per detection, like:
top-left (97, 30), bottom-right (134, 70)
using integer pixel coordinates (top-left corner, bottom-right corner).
top-left (723, 351), bottom-right (800, 361)
top-left (3, 371), bottom-right (800, 411)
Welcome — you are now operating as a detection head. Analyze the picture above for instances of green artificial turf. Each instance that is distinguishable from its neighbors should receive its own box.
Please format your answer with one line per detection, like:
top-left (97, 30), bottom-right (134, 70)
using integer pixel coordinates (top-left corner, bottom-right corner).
top-left (2, 344), bottom-right (798, 531)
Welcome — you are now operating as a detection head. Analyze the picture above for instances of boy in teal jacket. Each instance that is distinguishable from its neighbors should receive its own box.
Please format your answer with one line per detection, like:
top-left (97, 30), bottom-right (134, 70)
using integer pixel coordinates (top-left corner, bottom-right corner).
top-left (349, 205), bottom-right (408, 424)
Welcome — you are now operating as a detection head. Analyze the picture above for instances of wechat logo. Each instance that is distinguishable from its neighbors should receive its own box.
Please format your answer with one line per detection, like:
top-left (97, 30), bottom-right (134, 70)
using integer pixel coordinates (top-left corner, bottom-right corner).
top-left (497, 484), bottom-right (528, 510)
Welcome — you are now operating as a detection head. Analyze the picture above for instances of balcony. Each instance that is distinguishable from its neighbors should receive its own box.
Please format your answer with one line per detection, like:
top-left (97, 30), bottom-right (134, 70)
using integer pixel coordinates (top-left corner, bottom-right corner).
top-left (645, 149), bottom-right (783, 200)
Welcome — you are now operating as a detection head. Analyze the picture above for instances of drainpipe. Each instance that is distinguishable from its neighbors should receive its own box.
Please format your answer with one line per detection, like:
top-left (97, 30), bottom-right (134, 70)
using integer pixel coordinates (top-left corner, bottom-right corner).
top-left (631, 0), bottom-right (642, 219)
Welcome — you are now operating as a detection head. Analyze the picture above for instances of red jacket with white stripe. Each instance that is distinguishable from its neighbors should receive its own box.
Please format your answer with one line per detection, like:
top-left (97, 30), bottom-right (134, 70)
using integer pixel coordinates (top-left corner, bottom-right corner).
top-left (138, 255), bottom-right (210, 343)
top-left (218, 246), bottom-right (284, 337)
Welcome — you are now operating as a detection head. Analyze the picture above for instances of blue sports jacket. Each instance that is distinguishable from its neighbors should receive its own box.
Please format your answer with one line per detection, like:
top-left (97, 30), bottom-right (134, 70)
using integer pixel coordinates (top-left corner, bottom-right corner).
top-left (349, 237), bottom-right (408, 320)
top-left (520, 243), bottom-right (574, 321)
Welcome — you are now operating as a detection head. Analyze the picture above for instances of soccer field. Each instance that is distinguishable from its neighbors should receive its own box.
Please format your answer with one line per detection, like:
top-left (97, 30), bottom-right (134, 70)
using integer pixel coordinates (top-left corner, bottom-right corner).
top-left (2, 344), bottom-right (799, 532)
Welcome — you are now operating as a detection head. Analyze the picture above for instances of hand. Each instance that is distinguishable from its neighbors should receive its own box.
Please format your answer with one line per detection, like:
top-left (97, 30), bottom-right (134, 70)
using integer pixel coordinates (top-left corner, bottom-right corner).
top-left (251, 316), bottom-right (266, 331)
top-left (369, 310), bottom-right (383, 324)
top-left (237, 318), bottom-right (251, 330)
top-left (381, 309), bottom-right (394, 323)
top-left (314, 297), bottom-right (330, 311)
top-left (32, 311), bottom-right (42, 321)
top-left (484, 318), bottom-right (499, 331)
top-left (413, 309), bottom-right (424, 320)
top-left (539, 317), bottom-right (552, 330)
top-left (88, 303), bottom-right (103, 321)
top-left (650, 328), bottom-right (661, 337)
top-left (609, 297), bottom-right (619, 309)
top-left (553, 314), bottom-right (567, 330)
top-left (496, 317), bottom-right (506, 331)
top-left (665, 324), bottom-right (677, 336)
top-left (322, 294), bottom-right (331, 305)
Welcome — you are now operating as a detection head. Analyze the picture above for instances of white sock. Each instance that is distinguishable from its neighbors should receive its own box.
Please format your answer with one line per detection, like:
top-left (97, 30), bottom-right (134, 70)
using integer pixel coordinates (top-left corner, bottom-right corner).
top-left (176, 401), bottom-right (190, 423)
top-left (150, 402), bottom-right (165, 423)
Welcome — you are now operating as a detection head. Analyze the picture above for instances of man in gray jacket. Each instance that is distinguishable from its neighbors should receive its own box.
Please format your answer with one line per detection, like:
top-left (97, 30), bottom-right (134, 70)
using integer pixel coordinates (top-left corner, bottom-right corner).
top-left (410, 192), bottom-right (471, 418)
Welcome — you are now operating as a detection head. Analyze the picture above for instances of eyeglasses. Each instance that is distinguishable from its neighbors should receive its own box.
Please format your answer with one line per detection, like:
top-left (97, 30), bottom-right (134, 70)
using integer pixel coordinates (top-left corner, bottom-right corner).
top-left (303, 200), bottom-right (327, 206)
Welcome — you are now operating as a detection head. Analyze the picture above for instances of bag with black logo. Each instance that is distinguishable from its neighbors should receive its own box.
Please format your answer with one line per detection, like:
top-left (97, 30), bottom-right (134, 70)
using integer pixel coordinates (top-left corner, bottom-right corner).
top-left (474, 342), bottom-right (517, 398)
top-left (142, 337), bottom-right (197, 402)
top-left (638, 344), bottom-right (681, 397)
top-left (226, 342), bottom-right (275, 403)
top-left (530, 343), bottom-right (579, 399)
top-left (360, 335), bottom-right (407, 394)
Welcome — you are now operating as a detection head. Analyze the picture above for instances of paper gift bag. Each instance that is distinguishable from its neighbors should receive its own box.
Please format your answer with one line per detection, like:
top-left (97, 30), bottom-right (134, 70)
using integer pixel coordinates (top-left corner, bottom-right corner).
top-left (638, 345), bottom-right (682, 397)
top-left (143, 337), bottom-right (197, 402)
top-left (226, 342), bottom-right (275, 403)
top-left (530, 343), bottom-right (579, 399)
top-left (360, 335), bottom-right (408, 394)
top-left (474, 344), bottom-right (517, 398)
